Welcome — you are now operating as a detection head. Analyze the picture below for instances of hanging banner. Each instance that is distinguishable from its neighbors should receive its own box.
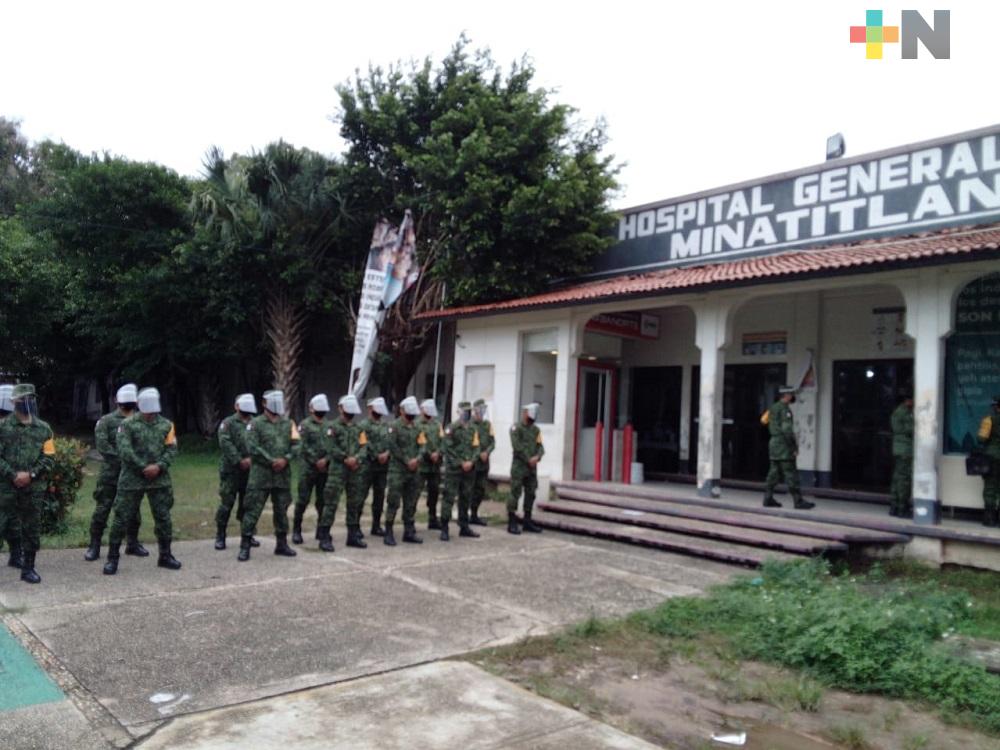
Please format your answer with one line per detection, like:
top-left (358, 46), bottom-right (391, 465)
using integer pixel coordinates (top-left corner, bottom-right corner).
top-left (349, 210), bottom-right (418, 397)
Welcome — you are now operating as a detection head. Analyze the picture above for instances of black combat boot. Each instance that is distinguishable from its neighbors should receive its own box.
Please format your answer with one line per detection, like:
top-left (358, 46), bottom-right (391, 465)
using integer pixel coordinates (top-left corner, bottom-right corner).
top-left (237, 535), bottom-right (252, 561)
top-left (469, 510), bottom-right (487, 526)
top-left (792, 493), bottom-right (815, 510)
top-left (439, 521), bottom-right (450, 542)
top-left (103, 544), bottom-right (121, 575)
top-left (7, 540), bottom-right (23, 569)
top-left (371, 514), bottom-right (384, 537)
top-left (292, 506), bottom-right (304, 544)
top-left (763, 494), bottom-right (782, 508)
top-left (521, 511), bottom-right (542, 533)
top-left (84, 531), bottom-right (101, 561)
top-left (383, 522), bottom-right (397, 546)
top-left (249, 536), bottom-right (261, 547)
top-left (318, 526), bottom-right (335, 552)
top-left (215, 523), bottom-right (227, 551)
top-left (157, 541), bottom-right (182, 570)
top-left (428, 515), bottom-right (441, 531)
top-left (274, 533), bottom-right (297, 557)
top-left (20, 551), bottom-right (40, 584)
top-left (984, 508), bottom-right (999, 528)
top-left (507, 512), bottom-right (522, 535)
top-left (125, 533), bottom-right (149, 557)
top-left (347, 526), bottom-right (367, 549)
top-left (402, 524), bottom-right (423, 544)
top-left (459, 523), bottom-right (480, 538)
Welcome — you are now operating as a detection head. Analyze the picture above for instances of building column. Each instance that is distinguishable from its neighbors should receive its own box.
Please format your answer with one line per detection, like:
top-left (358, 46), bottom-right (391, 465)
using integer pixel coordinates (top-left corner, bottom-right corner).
top-left (693, 299), bottom-right (741, 497)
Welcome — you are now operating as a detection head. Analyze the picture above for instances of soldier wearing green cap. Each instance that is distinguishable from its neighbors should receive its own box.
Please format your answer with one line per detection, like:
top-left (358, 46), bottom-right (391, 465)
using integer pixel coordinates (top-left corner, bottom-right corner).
top-left (439, 401), bottom-right (481, 541)
top-left (760, 386), bottom-right (814, 511)
top-left (470, 398), bottom-right (495, 525)
top-left (507, 402), bottom-right (545, 535)
top-left (977, 395), bottom-right (1000, 527)
top-left (0, 384), bottom-right (55, 584)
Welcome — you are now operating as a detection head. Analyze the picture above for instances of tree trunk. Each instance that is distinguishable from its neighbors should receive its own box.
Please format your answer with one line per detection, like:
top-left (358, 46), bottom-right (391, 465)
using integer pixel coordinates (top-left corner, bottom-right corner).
top-left (194, 372), bottom-right (220, 437)
top-left (265, 289), bottom-right (308, 419)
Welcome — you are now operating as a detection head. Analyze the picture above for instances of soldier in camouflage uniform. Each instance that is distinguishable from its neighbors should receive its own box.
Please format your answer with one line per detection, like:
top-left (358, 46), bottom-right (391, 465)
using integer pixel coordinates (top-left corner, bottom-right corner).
top-left (384, 396), bottom-right (425, 546)
top-left (214, 393), bottom-right (258, 550)
top-left (978, 395), bottom-right (1000, 527)
top-left (0, 383), bottom-right (20, 569)
top-left (889, 395), bottom-right (914, 518)
top-left (362, 397), bottom-right (391, 536)
top-left (103, 387), bottom-right (182, 575)
top-left (760, 386), bottom-right (814, 510)
top-left (0, 384), bottom-right (55, 584)
top-left (418, 399), bottom-right (444, 530)
top-left (238, 390), bottom-right (299, 561)
top-left (439, 401), bottom-right (480, 541)
top-left (507, 402), bottom-right (545, 535)
top-left (292, 394), bottom-right (330, 545)
top-left (470, 398), bottom-right (494, 526)
top-left (318, 395), bottom-right (370, 551)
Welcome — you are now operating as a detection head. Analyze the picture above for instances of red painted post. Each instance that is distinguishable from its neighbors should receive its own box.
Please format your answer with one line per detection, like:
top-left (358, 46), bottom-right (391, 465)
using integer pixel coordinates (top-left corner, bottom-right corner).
top-left (594, 421), bottom-right (604, 482)
top-left (622, 423), bottom-right (633, 484)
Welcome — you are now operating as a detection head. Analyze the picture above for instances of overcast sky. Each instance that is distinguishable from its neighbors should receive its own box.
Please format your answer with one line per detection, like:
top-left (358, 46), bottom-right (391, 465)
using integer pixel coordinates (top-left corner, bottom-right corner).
top-left (2, 1), bottom-right (996, 209)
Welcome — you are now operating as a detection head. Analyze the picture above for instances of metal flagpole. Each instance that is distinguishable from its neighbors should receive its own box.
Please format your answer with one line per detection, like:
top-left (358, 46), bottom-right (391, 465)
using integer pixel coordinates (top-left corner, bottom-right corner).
top-left (431, 283), bottom-right (446, 401)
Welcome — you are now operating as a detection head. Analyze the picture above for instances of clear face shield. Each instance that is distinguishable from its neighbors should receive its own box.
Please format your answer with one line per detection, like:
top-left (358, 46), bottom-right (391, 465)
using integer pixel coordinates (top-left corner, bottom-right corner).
top-left (474, 405), bottom-right (487, 421)
top-left (14, 395), bottom-right (38, 419)
top-left (459, 408), bottom-right (472, 423)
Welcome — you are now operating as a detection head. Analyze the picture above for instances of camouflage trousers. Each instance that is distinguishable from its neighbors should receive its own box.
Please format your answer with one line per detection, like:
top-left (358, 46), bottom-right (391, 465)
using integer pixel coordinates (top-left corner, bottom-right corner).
top-left (0, 488), bottom-right (42, 553)
top-left (110, 487), bottom-right (174, 546)
top-left (765, 460), bottom-right (801, 500)
top-left (984, 460), bottom-right (1000, 511)
top-left (471, 468), bottom-right (489, 514)
top-left (214, 470), bottom-right (249, 528)
top-left (507, 464), bottom-right (538, 515)
top-left (90, 467), bottom-right (141, 538)
top-left (295, 468), bottom-right (327, 517)
top-left (441, 470), bottom-right (475, 526)
top-left (387, 467), bottom-right (420, 527)
top-left (419, 471), bottom-right (441, 518)
top-left (321, 468), bottom-right (367, 528)
top-left (241, 486), bottom-right (291, 537)
top-left (365, 467), bottom-right (388, 522)
top-left (890, 455), bottom-right (913, 513)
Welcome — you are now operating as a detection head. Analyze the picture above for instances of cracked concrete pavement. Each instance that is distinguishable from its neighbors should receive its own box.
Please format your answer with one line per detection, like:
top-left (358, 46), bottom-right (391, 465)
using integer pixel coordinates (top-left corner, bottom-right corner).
top-left (0, 526), bottom-right (735, 749)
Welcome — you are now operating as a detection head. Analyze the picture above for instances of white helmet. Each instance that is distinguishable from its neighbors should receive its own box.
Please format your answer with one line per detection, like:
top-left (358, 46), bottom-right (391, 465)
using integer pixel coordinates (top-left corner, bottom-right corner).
top-left (399, 396), bottom-right (420, 416)
top-left (522, 402), bottom-right (540, 421)
top-left (367, 397), bottom-right (389, 416)
top-left (420, 399), bottom-right (438, 418)
top-left (263, 390), bottom-right (285, 415)
top-left (116, 383), bottom-right (138, 405)
top-left (310, 394), bottom-right (330, 413)
top-left (138, 387), bottom-right (161, 415)
top-left (0, 384), bottom-right (13, 413)
top-left (338, 394), bottom-right (361, 415)
top-left (236, 393), bottom-right (257, 414)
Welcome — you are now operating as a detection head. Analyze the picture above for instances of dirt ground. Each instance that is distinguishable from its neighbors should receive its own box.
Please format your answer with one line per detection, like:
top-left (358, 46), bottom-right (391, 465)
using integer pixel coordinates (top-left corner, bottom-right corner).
top-left (471, 634), bottom-right (999, 750)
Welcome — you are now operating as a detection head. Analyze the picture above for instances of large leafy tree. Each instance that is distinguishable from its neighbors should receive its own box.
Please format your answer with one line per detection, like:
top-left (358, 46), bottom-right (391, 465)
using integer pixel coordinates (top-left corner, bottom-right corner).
top-left (335, 38), bottom-right (619, 401)
top-left (191, 142), bottom-right (352, 416)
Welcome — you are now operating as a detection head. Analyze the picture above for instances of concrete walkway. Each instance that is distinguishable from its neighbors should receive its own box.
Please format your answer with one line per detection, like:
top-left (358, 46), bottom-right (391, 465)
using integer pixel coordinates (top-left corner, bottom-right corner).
top-left (0, 527), bottom-right (735, 749)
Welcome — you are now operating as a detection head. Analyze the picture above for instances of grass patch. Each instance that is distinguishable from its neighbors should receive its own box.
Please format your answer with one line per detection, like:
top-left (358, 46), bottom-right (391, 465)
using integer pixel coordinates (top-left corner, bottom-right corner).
top-left (824, 722), bottom-right (871, 749)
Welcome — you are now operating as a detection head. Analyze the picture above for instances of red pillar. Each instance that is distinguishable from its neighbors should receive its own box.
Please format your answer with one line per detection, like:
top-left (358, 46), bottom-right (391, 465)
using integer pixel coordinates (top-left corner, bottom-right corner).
top-left (622, 423), bottom-right (633, 484)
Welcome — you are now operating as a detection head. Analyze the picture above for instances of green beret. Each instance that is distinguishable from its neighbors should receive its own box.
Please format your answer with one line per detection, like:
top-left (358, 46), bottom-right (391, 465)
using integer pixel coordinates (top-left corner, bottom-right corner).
top-left (12, 383), bottom-right (36, 399)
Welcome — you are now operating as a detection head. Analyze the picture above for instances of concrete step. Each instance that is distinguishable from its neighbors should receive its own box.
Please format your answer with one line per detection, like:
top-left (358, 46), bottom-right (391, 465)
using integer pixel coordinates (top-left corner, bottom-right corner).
top-left (538, 498), bottom-right (848, 555)
top-left (531, 508), bottom-right (803, 568)
top-left (553, 488), bottom-right (909, 545)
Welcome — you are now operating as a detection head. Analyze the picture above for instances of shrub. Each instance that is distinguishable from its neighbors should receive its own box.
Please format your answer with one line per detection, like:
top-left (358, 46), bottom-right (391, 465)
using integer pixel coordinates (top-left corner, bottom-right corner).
top-left (41, 437), bottom-right (87, 535)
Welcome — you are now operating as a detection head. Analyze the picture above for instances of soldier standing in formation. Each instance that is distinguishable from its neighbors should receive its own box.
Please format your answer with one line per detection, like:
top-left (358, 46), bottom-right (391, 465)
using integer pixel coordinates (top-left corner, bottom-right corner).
top-left (760, 386), bottom-right (814, 510)
top-left (385, 396), bottom-right (425, 546)
top-left (239, 390), bottom-right (299, 561)
top-left (362, 397), bottom-right (391, 536)
top-left (507, 403), bottom-right (544, 535)
top-left (889, 394), bottom-right (914, 518)
top-left (0, 384), bottom-right (55, 584)
top-left (418, 399), bottom-right (444, 530)
top-left (87, 384), bottom-right (145, 562)
top-left (978, 395), bottom-right (1000, 527)
top-left (103, 388), bottom-right (182, 575)
top-left (215, 394), bottom-right (258, 550)
top-left (469, 398), bottom-right (494, 526)
top-left (0, 384), bottom-right (20, 569)
top-left (439, 401), bottom-right (480, 541)
top-left (318, 395), bottom-right (369, 551)
top-left (292, 394), bottom-right (330, 545)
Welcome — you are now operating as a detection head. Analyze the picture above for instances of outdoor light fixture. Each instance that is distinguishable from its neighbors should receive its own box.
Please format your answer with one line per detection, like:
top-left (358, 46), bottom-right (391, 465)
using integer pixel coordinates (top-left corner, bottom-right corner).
top-left (550, 350), bottom-right (558, 356)
top-left (865, 368), bottom-right (875, 379)
top-left (826, 132), bottom-right (846, 160)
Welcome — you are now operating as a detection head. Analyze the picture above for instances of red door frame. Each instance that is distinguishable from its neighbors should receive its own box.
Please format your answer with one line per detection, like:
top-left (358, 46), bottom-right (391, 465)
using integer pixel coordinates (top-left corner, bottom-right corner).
top-left (572, 360), bottom-right (619, 481)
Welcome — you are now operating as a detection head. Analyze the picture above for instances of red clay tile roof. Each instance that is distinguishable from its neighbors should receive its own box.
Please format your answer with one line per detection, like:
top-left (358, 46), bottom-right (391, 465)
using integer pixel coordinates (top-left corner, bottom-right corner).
top-left (417, 222), bottom-right (1000, 321)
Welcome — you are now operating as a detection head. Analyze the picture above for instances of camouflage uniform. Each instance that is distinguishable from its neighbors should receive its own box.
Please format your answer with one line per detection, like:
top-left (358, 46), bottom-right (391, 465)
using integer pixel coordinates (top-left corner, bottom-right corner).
top-left (215, 412), bottom-right (253, 546)
top-left (761, 399), bottom-right (810, 508)
top-left (889, 403), bottom-right (914, 516)
top-left (240, 415), bottom-right (299, 554)
top-left (293, 415), bottom-right (329, 541)
top-left (90, 409), bottom-right (142, 551)
top-left (361, 415), bottom-right (391, 534)
top-left (319, 418), bottom-right (369, 546)
top-left (385, 416), bottom-right (426, 544)
top-left (418, 417), bottom-right (444, 526)
top-left (439, 417), bottom-right (479, 538)
top-left (508, 421), bottom-right (544, 525)
top-left (470, 412), bottom-right (495, 523)
top-left (0, 413), bottom-right (55, 572)
top-left (978, 405), bottom-right (1000, 526)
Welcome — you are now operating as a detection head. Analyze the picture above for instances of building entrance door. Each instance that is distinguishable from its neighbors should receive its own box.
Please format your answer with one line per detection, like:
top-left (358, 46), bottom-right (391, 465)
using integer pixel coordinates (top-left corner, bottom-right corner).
top-left (832, 359), bottom-right (913, 491)
top-left (630, 366), bottom-right (683, 476)
top-left (690, 363), bottom-right (787, 481)
top-left (574, 364), bottom-right (616, 480)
